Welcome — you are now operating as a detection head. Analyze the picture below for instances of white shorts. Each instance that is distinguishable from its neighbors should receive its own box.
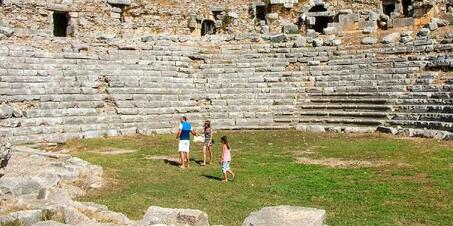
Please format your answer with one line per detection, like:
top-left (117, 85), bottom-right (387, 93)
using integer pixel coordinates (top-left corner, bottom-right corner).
top-left (178, 140), bottom-right (190, 152)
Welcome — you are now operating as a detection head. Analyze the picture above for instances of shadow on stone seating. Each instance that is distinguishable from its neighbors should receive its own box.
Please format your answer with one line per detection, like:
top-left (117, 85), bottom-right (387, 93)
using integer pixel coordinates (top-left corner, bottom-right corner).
top-left (201, 174), bottom-right (222, 181)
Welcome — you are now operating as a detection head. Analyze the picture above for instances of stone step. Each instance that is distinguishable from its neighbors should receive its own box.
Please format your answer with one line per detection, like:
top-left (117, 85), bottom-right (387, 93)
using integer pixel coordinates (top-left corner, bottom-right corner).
top-left (305, 92), bottom-right (453, 99)
top-left (296, 123), bottom-right (377, 133)
top-left (297, 117), bottom-right (384, 126)
top-left (391, 113), bottom-right (453, 122)
top-left (388, 120), bottom-right (453, 132)
top-left (298, 111), bottom-right (388, 118)
top-left (299, 104), bottom-right (393, 111)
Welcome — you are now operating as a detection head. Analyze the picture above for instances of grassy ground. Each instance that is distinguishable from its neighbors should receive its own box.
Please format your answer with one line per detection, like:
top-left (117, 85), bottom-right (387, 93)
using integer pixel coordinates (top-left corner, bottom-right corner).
top-left (61, 131), bottom-right (453, 226)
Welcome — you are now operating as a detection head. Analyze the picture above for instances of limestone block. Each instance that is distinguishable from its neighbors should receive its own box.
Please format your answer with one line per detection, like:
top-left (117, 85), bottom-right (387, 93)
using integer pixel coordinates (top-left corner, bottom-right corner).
top-left (0, 25), bottom-right (14, 37)
top-left (323, 27), bottom-right (336, 35)
top-left (107, 0), bottom-right (131, 5)
top-left (283, 24), bottom-right (299, 34)
top-left (139, 206), bottom-right (209, 226)
top-left (312, 38), bottom-right (323, 47)
top-left (382, 32), bottom-right (400, 44)
top-left (10, 210), bottom-right (43, 226)
top-left (242, 205), bottom-right (326, 226)
top-left (417, 28), bottom-right (430, 37)
top-left (361, 37), bottom-right (378, 45)
top-left (32, 220), bottom-right (69, 226)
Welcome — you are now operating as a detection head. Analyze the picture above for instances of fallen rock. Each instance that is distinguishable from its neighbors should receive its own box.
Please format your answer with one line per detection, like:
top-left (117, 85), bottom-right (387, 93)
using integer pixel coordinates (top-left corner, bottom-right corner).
top-left (140, 206), bottom-right (209, 226)
top-left (32, 220), bottom-right (69, 226)
top-left (323, 27), bottom-right (336, 35)
top-left (417, 28), bottom-right (430, 37)
top-left (0, 139), bottom-right (12, 169)
top-left (361, 37), bottom-right (378, 45)
top-left (293, 36), bottom-right (307, 47)
top-left (10, 209), bottom-right (43, 226)
top-left (242, 205), bottom-right (326, 226)
top-left (296, 125), bottom-right (325, 133)
top-left (270, 33), bottom-right (286, 43)
top-left (432, 18), bottom-right (449, 27)
top-left (0, 25), bottom-right (14, 37)
top-left (400, 35), bottom-right (413, 44)
top-left (312, 38), bottom-right (323, 47)
top-left (382, 32), bottom-right (400, 44)
top-left (0, 104), bottom-right (14, 119)
top-left (377, 126), bottom-right (398, 135)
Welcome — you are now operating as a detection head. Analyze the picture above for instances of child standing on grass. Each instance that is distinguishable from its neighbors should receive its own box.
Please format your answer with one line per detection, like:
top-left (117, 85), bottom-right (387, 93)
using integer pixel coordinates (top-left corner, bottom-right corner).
top-left (220, 136), bottom-right (235, 182)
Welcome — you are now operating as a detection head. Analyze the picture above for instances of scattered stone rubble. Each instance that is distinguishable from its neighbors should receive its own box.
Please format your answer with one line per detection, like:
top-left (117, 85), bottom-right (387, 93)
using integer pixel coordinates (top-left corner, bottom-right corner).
top-left (0, 147), bottom-right (327, 226)
top-left (242, 205), bottom-right (326, 226)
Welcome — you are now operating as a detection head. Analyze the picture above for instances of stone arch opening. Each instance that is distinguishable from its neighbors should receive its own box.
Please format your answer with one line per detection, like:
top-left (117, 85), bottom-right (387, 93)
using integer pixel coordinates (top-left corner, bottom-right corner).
top-left (308, 5), bottom-right (330, 33)
top-left (201, 20), bottom-right (216, 36)
top-left (402, 0), bottom-right (413, 17)
top-left (382, 0), bottom-right (396, 16)
top-left (53, 12), bottom-right (69, 37)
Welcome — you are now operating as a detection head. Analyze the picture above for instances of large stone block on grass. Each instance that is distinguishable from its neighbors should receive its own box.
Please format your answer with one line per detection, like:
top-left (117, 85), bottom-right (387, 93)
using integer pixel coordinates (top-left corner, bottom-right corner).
top-left (140, 206), bottom-right (209, 226)
top-left (242, 205), bottom-right (326, 226)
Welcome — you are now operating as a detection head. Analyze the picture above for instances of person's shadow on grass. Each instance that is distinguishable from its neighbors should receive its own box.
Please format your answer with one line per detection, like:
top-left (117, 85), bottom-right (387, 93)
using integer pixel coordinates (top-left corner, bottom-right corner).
top-left (202, 174), bottom-right (223, 181)
top-left (163, 159), bottom-right (180, 166)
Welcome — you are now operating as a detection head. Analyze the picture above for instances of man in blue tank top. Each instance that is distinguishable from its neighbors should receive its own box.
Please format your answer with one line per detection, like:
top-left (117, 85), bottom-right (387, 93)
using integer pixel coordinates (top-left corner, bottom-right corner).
top-left (176, 116), bottom-right (197, 168)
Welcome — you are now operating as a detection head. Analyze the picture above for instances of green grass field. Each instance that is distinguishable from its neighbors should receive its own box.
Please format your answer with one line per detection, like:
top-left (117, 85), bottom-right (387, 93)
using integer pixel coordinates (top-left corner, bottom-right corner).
top-left (61, 131), bottom-right (453, 226)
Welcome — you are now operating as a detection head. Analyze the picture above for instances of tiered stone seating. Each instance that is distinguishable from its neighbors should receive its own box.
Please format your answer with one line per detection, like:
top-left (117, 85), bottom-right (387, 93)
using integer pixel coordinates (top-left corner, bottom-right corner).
top-left (0, 39), bottom-right (452, 143)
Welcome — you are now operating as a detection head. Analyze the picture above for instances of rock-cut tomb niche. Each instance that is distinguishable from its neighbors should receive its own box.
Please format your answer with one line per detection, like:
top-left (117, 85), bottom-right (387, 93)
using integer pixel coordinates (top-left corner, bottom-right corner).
top-left (53, 11), bottom-right (69, 37)
top-left (308, 4), bottom-right (330, 33)
top-left (201, 19), bottom-right (216, 36)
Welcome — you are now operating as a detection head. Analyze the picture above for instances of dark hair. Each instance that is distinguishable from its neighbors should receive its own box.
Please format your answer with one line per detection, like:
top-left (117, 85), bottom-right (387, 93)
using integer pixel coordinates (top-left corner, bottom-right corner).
top-left (182, 116), bottom-right (187, 121)
top-left (204, 120), bottom-right (211, 129)
top-left (221, 135), bottom-right (230, 149)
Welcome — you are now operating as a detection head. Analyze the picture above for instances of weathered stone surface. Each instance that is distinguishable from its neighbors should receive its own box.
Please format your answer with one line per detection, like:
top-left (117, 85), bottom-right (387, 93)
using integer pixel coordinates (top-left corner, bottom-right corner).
top-left (312, 38), bottom-right (323, 47)
top-left (242, 206), bottom-right (326, 226)
top-left (0, 139), bottom-right (12, 169)
top-left (0, 104), bottom-right (14, 119)
top-left (361, 37), bottom-right (378, 45)
top-left (107, 0), bottom-right (131, 5)
top-left (382, 32), bottom-right (400, 44)
top-left (293, 36), bottom-right (307, 47)
top-left (140, 206), bottom-right (209, 226)
top-left (10, 210), bottom-right (43, 226)
top-left (0, 25), bottom-right (14, 37)
top-left (417, 28), bottom-right (430, 37)
top-left (32, 220), bottom-right (69, 226)
top-left (283, 24), bottom-right (299, 34)
top-left (270, 33), bottom-right (286, 43)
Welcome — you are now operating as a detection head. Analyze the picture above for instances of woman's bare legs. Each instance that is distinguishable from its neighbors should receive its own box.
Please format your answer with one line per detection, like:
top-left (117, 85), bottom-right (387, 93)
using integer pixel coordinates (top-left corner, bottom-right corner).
top-left (208, 145), bottom-right (213, 164)
top-left (201, 145), bottom-right (207, 165)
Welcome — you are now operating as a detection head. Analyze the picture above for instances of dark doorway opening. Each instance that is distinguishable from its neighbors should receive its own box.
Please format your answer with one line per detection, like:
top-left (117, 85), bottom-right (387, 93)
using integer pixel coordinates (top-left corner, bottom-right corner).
top-left (402, 0), bottom-right (413, 17)
top-left (308, 5), bottom-right (327, 13)
top-left (53, 12), bottom-right (69, 37)
top-left (382, 2), bottom-right (396, 16)
top-left (308, 5), bottom-right (330, 33)
top-left (313, 16), bottom-right (330, 32)
top-left (256, 5), bottom-right (266, 21)
top-left (201, 20), bottom-right (216, 36)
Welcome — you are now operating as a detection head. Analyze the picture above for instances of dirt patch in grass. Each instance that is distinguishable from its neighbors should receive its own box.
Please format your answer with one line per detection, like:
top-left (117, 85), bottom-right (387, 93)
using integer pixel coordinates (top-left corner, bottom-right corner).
top-left (145, 155), bottom-right (180, 166)
top-left (92, 147), bottom-right (138, 155)
top-left (296, 157), bottom-right (392, 168)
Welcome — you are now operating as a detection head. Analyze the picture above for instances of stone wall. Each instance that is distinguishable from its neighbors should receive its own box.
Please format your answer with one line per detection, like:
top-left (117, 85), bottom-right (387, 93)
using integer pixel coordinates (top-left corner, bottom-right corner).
top-left (0, 0), bottom-right (448, 44)
top-left (0, 33), bottom-right (452, 144)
